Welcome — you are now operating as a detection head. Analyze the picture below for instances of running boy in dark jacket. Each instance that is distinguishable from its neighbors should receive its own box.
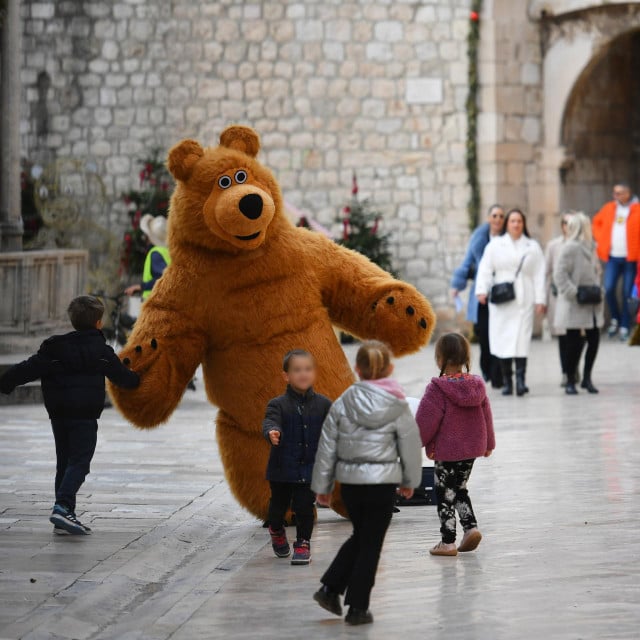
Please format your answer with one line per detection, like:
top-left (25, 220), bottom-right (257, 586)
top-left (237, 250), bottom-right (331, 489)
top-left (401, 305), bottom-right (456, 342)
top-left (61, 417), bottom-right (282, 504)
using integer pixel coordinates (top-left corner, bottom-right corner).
top-left (263, 350), bottom-right (331, 565)
top-left (0, 296), bottom-right (140, 535)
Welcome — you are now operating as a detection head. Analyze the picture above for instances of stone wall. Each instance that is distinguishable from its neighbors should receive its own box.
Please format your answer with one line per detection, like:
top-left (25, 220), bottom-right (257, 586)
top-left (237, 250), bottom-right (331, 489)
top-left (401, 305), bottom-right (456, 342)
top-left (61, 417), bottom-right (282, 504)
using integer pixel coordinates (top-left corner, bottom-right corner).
top-left (561, 29), bottom-right (640, 213)
top-left (0, 249), bottom-right (87, 353)
top-left (20, 0), bottom-right (475, 310)
top-left (477, 0), bottom-right (545, 234)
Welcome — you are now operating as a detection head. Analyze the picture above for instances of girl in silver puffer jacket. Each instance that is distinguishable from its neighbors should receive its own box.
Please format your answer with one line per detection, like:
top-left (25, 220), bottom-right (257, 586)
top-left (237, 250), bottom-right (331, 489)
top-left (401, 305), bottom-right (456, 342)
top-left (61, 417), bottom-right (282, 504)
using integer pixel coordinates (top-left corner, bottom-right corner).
top-left (311, 340), bottom-right (422, 626)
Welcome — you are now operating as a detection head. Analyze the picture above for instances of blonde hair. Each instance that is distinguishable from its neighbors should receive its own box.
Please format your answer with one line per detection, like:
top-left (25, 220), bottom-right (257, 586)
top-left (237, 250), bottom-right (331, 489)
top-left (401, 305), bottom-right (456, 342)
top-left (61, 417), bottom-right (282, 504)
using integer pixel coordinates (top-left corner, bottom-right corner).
top-left (356, 340), bottom-right (392, 380)
top-left (565, 212), bottom-right (592, 245)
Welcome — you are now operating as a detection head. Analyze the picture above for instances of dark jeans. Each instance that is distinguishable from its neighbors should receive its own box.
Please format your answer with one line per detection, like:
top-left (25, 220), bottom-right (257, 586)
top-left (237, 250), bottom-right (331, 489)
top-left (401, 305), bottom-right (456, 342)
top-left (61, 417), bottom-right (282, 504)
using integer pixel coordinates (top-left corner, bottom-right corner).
top-left (268, 481), bottom-right (315, 541)
top-left (564, 328), bottom-right (600, 381)
top-left (475, 302), bottom-right (503, 387)
top-left (603, 257), bottom-right (637, 329)
top-left (321, 483), bottom-right (396, 610)
top-left (434, 460), bottom-right (477, 544)
top-left (51, 419), bottom-right (98, 513)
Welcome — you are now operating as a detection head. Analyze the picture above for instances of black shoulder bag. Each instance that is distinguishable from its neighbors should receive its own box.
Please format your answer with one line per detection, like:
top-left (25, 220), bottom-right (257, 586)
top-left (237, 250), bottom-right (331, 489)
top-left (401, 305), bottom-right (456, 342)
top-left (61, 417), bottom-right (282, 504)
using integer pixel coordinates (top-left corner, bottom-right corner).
top-left (576, 286), bottom-right (602, 305)
top-left (490, 255), bottom-right (526, 305)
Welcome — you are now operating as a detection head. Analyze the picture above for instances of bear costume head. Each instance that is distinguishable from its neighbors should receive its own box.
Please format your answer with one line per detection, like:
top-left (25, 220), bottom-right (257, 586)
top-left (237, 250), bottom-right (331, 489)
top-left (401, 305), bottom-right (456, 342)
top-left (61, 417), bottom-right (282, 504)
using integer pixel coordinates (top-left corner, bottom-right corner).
top-left (167, 126), bottom-right (281, 253)
top-left (109, 125), bottom-right (436, 520)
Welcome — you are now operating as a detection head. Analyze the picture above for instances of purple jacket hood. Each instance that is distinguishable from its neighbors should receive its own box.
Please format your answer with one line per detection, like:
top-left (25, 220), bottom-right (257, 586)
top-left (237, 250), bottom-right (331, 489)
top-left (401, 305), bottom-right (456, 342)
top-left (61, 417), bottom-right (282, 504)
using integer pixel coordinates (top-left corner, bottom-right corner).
top-left (429, 375), bottom-right (487, 407)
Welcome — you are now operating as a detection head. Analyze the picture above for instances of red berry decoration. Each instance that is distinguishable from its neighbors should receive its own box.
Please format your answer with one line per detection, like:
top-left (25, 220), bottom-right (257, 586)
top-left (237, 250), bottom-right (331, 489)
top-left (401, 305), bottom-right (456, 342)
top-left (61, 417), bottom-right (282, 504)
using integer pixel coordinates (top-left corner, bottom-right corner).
top-left (470, 10), bottom-right (479, 21)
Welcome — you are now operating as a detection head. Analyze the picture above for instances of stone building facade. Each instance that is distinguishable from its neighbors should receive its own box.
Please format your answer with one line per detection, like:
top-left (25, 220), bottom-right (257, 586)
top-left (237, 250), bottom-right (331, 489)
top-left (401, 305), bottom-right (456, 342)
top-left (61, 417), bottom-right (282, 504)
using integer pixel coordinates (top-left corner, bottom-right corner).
top-left (17, 0), bottom-right (640, 314)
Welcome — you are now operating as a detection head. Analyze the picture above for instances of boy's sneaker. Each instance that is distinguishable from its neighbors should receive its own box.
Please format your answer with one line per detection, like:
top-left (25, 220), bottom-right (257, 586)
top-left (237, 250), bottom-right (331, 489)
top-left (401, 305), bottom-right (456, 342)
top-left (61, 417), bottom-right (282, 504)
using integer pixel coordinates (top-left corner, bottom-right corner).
top-left (608, 319), bottom-right (619, 338)
top-left (291, 540), bottom-right (311, 565)
top-left (619, 327), bottom-right (629, 342)
top-left (49, 504), bottom-right (89, 535)
top-left (269, 526), bottom-right (291, 558)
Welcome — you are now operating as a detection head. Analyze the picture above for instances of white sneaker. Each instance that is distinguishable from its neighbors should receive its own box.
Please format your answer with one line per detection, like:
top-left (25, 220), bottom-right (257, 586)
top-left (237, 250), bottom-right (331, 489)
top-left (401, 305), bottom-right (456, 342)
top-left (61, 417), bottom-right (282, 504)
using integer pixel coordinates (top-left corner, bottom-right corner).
top-left (608, 320), bottom-right (619, 338)
top-left (619, 327), bottom-right (629, 341)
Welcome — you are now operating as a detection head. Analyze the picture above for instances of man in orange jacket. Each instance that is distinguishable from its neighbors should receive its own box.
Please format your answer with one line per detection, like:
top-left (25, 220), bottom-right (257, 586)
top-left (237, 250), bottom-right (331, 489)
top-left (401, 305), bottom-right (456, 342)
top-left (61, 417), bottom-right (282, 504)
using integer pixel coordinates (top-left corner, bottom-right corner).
top-left (592, 182), bottom-right (640, 340)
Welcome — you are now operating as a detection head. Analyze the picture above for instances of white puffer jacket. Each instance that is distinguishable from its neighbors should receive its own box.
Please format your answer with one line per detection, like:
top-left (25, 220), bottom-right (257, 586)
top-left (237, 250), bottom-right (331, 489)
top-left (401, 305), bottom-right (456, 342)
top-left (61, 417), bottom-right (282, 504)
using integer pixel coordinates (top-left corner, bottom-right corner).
top-left (311, 381), bottom-right (423, 494)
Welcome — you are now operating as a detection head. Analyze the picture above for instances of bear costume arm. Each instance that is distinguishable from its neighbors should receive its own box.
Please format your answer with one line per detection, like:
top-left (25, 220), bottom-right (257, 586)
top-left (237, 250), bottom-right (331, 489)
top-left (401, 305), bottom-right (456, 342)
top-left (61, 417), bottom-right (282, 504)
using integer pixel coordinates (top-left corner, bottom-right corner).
top-left (312, 234), bottom-right (436, 355)
top-left (107, 273), bottom-right (208, 428)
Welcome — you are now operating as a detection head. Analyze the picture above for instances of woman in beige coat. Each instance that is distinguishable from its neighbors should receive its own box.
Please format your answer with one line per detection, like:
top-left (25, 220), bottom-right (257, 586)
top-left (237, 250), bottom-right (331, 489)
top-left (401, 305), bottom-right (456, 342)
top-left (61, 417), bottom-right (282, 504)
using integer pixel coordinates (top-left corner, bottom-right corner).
top-left (553, 213), bottom-right (604, 395)
top-left (545, 213), bottom-right (573, 386)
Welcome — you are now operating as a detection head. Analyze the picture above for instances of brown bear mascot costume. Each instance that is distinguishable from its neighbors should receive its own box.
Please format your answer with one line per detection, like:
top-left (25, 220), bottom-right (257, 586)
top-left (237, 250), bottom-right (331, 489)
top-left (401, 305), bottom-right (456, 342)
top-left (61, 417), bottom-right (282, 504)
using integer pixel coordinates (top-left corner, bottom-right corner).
top-left (109, 125), bottom-right (435, 520)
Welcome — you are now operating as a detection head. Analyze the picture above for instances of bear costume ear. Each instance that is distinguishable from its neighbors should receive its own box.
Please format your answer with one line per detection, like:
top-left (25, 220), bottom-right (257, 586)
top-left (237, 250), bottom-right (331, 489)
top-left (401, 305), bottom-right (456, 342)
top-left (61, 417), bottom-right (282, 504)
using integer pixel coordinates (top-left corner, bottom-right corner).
top-left (219, 125), bottom-right (261, 158)
top-left (167, 139), bottom-right (204, 181)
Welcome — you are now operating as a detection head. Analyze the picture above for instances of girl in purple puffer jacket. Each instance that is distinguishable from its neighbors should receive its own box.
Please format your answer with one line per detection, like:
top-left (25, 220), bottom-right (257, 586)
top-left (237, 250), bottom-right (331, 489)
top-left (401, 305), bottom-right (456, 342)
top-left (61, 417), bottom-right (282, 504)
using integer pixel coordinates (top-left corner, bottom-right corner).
top-left (416, 333), bottom-right (495, 557)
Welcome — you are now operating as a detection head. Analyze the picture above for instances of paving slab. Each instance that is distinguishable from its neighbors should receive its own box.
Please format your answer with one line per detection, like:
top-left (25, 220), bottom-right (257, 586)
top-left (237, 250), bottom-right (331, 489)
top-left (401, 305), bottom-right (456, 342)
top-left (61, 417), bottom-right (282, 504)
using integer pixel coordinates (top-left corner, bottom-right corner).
top-left (0, 340), bottom-right (639, 639)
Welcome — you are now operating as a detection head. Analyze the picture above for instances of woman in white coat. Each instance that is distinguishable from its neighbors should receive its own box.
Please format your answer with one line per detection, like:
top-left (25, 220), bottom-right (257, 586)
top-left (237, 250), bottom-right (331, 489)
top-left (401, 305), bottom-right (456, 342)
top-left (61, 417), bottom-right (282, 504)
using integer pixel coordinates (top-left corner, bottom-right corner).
top-left (553, 213), bottom-right (604, 395)
top-left (476, 209), bottom-right (546, 396)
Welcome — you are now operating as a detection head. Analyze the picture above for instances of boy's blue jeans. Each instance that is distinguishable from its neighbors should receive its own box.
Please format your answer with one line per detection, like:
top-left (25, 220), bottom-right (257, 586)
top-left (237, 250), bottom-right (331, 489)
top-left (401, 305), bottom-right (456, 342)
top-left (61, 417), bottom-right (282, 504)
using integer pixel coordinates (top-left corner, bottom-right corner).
top-left (51, 419), bottom-right (98, 513)
top-left (603, 257), bottom-right (637, 329)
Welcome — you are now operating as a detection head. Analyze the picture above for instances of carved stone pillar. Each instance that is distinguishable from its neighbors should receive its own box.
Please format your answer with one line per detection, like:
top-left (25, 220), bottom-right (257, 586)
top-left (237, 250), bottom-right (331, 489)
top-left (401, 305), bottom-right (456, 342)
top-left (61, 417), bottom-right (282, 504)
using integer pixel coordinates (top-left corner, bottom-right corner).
top-left (0, 0), bottom-right (24, 251)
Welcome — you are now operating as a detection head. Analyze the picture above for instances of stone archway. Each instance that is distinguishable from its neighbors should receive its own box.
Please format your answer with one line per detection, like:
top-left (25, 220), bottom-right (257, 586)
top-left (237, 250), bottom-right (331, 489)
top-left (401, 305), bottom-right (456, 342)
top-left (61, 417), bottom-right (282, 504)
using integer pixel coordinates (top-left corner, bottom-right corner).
top-left (560, 28), bottom-right (640, 213)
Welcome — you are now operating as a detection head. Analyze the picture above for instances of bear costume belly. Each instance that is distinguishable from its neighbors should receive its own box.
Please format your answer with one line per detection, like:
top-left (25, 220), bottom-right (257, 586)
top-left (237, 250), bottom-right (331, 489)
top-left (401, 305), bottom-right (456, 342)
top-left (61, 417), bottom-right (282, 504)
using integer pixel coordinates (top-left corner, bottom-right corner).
top-left (108, 126), bottom-right (435, 520)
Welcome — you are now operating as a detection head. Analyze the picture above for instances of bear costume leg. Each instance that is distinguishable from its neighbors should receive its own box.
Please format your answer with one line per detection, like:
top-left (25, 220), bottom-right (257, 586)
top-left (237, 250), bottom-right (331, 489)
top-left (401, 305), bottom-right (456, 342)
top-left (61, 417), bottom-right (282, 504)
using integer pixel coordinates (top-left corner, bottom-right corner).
top-left (216, 411), bottom-right (272, 521)
top-left (216, 410), bottom-right (345, 520)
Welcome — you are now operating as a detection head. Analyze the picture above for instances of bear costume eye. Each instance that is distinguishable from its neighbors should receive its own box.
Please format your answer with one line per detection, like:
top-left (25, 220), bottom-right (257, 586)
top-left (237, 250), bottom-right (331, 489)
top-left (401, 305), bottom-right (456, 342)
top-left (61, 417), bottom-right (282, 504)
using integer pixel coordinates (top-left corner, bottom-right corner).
top-left (218, 175), bottom-right (232, 189)
top-left (235, 170), bottom-right (247, 184)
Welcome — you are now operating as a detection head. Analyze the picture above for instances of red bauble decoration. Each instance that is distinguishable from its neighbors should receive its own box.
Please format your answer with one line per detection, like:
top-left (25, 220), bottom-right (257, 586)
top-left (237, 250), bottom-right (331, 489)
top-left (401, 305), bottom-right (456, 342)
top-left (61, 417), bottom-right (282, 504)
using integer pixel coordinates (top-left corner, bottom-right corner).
top-left (470, 10), bottom-right (479, 22)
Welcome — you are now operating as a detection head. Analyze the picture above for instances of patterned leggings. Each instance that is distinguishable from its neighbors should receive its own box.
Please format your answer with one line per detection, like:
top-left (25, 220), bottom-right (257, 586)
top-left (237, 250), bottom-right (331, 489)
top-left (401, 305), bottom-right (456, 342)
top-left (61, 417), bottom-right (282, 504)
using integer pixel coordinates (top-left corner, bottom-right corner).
top-left (434, 459), bottom-right (477, 544)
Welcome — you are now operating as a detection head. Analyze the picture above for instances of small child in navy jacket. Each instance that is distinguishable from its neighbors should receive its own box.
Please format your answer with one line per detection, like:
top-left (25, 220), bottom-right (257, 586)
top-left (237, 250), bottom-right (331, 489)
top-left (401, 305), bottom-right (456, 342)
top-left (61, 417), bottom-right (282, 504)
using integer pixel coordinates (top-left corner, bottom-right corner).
top-left (0, 296), bottom-right (140, 535)
top-left (263, 350), bottom-right (331, 565)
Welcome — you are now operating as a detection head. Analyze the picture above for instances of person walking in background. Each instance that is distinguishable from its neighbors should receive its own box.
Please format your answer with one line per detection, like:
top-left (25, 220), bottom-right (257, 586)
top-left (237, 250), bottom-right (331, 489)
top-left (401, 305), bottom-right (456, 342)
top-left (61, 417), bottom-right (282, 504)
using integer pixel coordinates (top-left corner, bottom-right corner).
top-left (450, 204), bottom-right (505, 388)
top-left (0, 296), bottom-right (140, 535)
top-left (592, 182), bottom-right (640, 341)
top-left (124, 215), bottom-right (171, 300)
top-left (263, 350), bottom-right (331, 565)
top-left (630, 265), bottom-right (640, 345)
top-left (554, 214), bottom-right (604, 395)
top-left (545, 213), bottom-right (574, 386)
top-left (415, 333), bottom-right (495, 557)
top-left (475, 209), bottom-right (546, 397)
top-left (311, 341), bottom-right (421, 626)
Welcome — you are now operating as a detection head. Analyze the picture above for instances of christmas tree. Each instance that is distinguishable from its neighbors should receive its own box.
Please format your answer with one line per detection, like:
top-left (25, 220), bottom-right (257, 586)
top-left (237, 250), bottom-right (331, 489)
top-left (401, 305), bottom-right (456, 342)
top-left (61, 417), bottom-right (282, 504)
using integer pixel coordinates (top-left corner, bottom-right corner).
top-left (338, 173), bottom-right (395, 275)
top-left (120, 150), bottom-right (173, 278)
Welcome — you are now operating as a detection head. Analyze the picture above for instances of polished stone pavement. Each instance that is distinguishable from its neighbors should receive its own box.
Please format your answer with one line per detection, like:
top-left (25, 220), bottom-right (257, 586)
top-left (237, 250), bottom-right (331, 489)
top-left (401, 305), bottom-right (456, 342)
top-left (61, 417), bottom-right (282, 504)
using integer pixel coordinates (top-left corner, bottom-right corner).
top-left (1, 339), bottom-right (638, 639)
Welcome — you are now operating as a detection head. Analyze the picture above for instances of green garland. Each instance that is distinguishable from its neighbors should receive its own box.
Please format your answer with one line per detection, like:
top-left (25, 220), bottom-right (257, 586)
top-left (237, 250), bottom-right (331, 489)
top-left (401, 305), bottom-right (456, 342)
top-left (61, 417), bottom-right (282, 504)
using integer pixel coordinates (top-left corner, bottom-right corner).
top-left (466, 0), bottom-right (483, 230)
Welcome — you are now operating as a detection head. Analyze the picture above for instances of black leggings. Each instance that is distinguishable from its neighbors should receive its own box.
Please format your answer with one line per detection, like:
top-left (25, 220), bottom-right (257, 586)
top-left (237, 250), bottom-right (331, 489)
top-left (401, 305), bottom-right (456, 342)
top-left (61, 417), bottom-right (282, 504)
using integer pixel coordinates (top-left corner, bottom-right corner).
top-left (475, 302), bottom-right (502, 386)
top-left (435, 460), bottom-right (477, 544)
top-left (564, 328), bottom-right (600, 380)
top-left (321, 484), bottom-right (396, 610)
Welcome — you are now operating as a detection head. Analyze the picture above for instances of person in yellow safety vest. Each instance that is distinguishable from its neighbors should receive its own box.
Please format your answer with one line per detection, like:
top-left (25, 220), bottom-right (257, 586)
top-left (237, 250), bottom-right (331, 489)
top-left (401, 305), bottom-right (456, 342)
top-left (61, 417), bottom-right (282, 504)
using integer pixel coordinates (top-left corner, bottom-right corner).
top-left (125, 215), bottom-right (171, 300)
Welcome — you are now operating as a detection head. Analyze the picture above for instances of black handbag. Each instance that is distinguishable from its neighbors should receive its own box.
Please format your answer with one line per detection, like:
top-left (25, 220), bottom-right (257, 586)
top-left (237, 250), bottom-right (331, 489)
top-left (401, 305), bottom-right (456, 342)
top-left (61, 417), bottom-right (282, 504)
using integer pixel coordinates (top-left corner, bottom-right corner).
top-left (490, 255), bottom-right (526, 305)
top-left (576, 285), bottom-right (602, 305)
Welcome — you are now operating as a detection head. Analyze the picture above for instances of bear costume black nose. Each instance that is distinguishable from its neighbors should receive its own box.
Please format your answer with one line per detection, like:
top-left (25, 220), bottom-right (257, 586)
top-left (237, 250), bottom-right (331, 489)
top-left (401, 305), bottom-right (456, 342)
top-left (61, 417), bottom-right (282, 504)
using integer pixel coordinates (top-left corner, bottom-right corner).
top-left (239, 193), bottom-right (263, 220)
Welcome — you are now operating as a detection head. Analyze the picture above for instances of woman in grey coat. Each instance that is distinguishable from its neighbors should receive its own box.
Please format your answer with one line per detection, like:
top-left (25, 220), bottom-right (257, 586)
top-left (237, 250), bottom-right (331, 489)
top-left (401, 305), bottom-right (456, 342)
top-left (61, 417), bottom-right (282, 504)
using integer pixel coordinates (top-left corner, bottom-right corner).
top-left (311, 341), bottom-right (422, 626)
top-left (553, 213), bottom-right (604, 395)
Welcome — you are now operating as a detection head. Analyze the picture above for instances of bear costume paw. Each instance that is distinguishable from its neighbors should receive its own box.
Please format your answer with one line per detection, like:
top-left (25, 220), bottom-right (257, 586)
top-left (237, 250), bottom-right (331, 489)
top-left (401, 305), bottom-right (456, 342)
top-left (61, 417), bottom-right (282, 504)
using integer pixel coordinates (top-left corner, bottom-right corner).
top-left (369, 287), bottom-right (434, 355)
